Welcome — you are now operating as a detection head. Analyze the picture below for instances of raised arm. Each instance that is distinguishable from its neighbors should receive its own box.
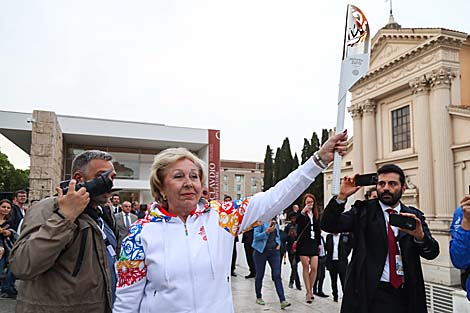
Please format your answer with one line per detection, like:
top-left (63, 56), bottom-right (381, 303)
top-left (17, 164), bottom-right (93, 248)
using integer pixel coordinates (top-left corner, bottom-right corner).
top-left (9, 184), bottom-right (89, 280)
top-left (237, 131), bottom-right (348, 233)
top-left (321, 175), bottom-right (360, 233)
top-left (450, 195), bottom-right (470, 269)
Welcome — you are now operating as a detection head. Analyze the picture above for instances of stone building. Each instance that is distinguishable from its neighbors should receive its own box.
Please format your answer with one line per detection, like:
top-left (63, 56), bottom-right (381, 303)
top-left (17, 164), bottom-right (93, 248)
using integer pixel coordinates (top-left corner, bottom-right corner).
top-left (323, 20), bottom-right (470, 311)
top-left (220, 159), bottom-right (264, 200)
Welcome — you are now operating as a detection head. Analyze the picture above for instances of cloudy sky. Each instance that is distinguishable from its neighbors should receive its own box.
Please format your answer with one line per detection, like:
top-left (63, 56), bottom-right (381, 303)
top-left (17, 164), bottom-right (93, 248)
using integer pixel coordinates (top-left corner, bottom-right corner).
top-left (1, 0), bottom-right (469, 169)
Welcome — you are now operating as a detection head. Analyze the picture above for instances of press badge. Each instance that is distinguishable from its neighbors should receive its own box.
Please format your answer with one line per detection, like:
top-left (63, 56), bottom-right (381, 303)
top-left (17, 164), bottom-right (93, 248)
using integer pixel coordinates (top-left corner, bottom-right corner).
top-left (395, 255), bottom-right (404, 276)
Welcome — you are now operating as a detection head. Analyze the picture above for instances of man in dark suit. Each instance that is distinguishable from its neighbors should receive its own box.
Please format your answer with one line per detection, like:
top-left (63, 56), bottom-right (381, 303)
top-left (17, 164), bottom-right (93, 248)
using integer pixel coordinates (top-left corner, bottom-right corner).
top-left (325, 232), bottom-right (352, 302)
top-left (321, 164), bottom-right (439, 313)
top-left (7, 190), bottom-right (28, 232)
top-left (114, 201), bottom-right (138, 254)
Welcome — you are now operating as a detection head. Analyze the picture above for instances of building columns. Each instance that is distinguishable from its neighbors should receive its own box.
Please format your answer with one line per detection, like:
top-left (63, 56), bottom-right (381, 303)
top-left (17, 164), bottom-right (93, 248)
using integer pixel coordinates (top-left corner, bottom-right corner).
top-left (349, 104), bottom-right (364, 198)
top-left (429, 68), bottom-right (456, 218)
top-left (361, 99), bottom-right (377, 174)
top-left (409, 76), bottom-right (435, 217)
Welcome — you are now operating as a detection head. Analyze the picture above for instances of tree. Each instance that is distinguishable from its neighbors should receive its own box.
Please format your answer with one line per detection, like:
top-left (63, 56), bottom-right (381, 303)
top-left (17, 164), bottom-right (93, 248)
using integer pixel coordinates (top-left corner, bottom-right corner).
top-left (278, 137), bottom-right (294, 182)
top-left (321, 128), bottom-right (329, 145)
top-left (273, 147), bottom-right (282, 184)
top-left (310, 131), bottom-right (320, 154)
top-left (263, 145), bottom-right (274, 191)
top-left (301, 138), bottom-right (311, 165)
top-left (0, 150), bottom-right (30, 193)
top-left (292, 153), bottom-right (299, 171)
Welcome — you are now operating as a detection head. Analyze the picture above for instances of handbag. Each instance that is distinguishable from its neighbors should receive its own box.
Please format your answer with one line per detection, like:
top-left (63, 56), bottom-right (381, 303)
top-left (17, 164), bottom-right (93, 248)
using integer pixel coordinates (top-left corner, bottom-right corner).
top-left (292, 223), bottom-right (310, 253)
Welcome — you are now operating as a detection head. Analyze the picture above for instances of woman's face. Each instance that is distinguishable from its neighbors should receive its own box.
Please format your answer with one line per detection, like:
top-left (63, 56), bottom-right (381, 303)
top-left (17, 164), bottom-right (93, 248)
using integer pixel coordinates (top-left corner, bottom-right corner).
top-left (161, 158), bottom-right (202, 214)
top-left (305, 196), bottom-right (315, 210)
top-left (0, 202), bottom-right (11, 217)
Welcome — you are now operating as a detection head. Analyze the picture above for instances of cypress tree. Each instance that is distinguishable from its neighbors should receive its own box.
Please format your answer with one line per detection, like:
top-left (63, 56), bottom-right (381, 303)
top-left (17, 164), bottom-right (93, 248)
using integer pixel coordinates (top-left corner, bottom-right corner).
top-left (263, 145), bottom-right (274, 191)
top-left (321, 128), bottom-right (329, 145)
top-left (273, 147), bottom-right (282, 184)
top-left (301, 138), bottom-right (311, 164)
top-left (293, 153), bottom-right (299, 171)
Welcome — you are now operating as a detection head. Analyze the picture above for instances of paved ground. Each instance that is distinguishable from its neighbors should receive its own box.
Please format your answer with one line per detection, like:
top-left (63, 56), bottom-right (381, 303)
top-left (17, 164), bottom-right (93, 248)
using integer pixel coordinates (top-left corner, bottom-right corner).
top-left (0, 244), bottom-right (343, 312)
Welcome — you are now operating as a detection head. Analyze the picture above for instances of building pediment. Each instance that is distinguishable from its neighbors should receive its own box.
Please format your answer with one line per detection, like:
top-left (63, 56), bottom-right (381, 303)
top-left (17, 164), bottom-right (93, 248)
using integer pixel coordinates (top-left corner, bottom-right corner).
top-left (351, 28), bottom-right (468, 91)
top-left (370, 41), bottom-right (425, 72)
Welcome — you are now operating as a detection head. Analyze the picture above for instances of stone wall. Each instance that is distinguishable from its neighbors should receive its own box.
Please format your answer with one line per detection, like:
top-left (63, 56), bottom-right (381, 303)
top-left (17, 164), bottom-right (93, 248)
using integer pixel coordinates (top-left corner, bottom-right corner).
top-left (29, 110), bottom-right (63, 201)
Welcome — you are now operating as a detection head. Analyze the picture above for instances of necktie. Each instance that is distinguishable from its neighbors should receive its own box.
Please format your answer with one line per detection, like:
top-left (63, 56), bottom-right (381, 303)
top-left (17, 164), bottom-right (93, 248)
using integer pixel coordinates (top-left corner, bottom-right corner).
top-left (386, 209), bottom-right (403, 288)
top-left (124, 214), bottom-right (130, 228)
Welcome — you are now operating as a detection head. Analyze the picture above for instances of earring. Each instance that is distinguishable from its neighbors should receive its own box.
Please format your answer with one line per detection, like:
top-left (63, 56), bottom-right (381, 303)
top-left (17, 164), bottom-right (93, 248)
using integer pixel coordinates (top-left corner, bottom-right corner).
top-left (162, 194), bottom-right (167, 201)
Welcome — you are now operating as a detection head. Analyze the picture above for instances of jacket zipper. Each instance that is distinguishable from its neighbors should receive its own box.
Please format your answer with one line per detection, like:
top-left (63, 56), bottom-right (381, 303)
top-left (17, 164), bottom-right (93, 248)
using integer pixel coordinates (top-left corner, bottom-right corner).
top-left (184, 222), bottom-right (198, 312)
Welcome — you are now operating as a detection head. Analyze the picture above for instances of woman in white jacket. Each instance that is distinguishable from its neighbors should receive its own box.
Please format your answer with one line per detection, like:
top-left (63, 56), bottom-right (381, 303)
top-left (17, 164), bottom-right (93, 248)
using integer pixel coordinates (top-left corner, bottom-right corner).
top-left (113, 131), bottom-right (348, 313)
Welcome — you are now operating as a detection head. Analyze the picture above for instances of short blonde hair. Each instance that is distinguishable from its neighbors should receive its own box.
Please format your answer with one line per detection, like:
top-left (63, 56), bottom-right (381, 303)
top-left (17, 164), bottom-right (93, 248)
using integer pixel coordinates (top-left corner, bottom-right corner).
top-left (150, 148), bottom-right (207, 205)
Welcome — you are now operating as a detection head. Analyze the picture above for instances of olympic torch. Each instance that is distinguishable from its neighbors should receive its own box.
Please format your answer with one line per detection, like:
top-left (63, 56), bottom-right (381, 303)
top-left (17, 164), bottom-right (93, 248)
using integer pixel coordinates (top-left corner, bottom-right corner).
top-left (331, 4), bottom-right (371, 196)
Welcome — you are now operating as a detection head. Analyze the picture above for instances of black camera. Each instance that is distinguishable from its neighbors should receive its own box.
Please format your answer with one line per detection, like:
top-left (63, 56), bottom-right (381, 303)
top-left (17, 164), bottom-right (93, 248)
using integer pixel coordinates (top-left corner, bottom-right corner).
top-left (59, 169), bottom-right (114, 198)
top-left (354, 173), bottom-right (378, 186)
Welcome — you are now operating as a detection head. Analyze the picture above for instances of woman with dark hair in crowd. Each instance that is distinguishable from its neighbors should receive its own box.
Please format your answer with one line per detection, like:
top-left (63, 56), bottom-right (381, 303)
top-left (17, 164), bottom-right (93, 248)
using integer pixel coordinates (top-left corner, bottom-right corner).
top-left (296, 193), bottom-right (321, 303)
top-left (0, 199), bottom-right (18, 299)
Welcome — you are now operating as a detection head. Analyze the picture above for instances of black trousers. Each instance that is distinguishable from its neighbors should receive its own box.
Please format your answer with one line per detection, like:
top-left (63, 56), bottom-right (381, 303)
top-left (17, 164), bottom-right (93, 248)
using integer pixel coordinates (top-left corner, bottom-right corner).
top-left (243, 242), bottom-right (256, 275)
top-left (328, 260), bottom-right (346, 298)
top-left (370, 282), bottom-right (407, 313)
top-left (288, 251), bottom-right (301, 288)
top-left (231, 238), bottom-right (237, 272)
top-left (314, 256), bottom-right (326, 292)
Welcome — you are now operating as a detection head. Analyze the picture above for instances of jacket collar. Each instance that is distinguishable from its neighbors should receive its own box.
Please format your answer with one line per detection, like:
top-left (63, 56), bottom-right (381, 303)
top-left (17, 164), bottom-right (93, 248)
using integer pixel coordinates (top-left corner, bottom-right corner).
top-left (148, 200), bottom-right (211, 223)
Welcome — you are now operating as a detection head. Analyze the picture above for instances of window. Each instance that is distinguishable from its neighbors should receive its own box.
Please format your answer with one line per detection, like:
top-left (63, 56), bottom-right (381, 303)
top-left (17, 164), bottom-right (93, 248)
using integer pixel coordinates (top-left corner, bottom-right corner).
top-left (235, 175), bottom-right (244, 197)
top-left (223, 175), bottom-right (228, 193)
top-left (250, 177), bottom-right (257, 194)
top-left (391, 106), bottom-right (411, 151)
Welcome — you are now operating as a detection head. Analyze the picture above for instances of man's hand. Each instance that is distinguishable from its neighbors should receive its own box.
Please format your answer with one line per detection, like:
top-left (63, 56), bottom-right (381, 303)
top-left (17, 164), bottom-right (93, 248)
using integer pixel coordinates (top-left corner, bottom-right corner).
top-left (56, 180), bottom-right (90, 223)
top-left (317, 130), bottom-right (348, 165)
top-left (337, 175), bottom-right (361, 201)
top-left (398, 212), bottom-right (425, 241)
top-left (460, 195), bottom-right (470, 230)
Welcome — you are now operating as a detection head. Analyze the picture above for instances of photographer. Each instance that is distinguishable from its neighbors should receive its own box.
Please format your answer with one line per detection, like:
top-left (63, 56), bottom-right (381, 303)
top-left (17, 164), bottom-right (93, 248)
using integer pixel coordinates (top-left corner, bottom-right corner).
top-left (321, 164), bottom-right (439, 313)
top-left (450, 193), bottom-right (470, 300)
top-left (9, 150), bottom-right (117, 313)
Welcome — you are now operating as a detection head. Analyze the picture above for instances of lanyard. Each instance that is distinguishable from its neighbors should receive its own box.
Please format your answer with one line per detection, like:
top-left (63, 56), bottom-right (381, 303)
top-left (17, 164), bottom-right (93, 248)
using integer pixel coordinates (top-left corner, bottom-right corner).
top-left (98, 217), bottom-right (117, 260)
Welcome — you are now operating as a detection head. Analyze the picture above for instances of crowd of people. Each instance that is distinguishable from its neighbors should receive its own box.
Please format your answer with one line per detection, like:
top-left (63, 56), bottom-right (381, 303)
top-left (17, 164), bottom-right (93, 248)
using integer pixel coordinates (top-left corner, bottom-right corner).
top-left (0, 129), bottom-right (469, 312)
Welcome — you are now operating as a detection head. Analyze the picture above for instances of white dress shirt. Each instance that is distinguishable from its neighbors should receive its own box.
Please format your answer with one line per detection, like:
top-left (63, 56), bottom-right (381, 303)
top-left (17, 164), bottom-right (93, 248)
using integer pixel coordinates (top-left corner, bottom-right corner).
top-left (379, 201), bottom-right (402, 283)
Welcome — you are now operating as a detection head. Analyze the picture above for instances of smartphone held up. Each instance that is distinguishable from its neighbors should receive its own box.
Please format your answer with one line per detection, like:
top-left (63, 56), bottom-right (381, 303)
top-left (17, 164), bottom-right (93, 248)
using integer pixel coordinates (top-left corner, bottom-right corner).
top-left (354, 173), bottom-right (378, 186)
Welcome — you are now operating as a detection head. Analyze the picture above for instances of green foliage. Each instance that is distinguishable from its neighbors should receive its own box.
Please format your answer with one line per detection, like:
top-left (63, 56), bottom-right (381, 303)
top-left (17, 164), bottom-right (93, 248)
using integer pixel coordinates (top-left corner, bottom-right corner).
top-left (263, 145), bottom-right (274, 191)
top-left (321, 129), bottom-right (329, 145)
top-left (301, 138), bottom-right (311, 164)
top-left (292, 153), bottom-right (299, 171)
top-left (0, 150), bottom-right (30, 193)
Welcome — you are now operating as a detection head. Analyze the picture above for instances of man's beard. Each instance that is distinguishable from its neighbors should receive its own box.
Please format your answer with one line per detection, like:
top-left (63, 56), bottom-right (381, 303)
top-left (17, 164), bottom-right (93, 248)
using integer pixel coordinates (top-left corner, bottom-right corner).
top-left (378, 189), bottom-right (402, 207)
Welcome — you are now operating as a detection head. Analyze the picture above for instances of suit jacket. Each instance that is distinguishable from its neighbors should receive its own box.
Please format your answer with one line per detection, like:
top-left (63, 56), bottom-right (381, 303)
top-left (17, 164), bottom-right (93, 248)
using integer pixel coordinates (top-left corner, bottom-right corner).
top-left (7, 203), bottom-right (24, 232)
top-left (325, 233), bottom-right (352, 273)
top-left (114, 212), bottom-right (138, 251)
top-left (241, 228), bottom-right (254, 245)
top-left (321, 198), bottom-right (439, 313)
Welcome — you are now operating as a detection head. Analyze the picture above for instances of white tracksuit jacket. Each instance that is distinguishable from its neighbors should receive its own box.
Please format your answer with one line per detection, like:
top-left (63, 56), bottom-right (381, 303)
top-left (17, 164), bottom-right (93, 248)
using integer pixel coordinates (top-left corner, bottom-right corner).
top-left (113, 158), bottom-right (322, 313)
